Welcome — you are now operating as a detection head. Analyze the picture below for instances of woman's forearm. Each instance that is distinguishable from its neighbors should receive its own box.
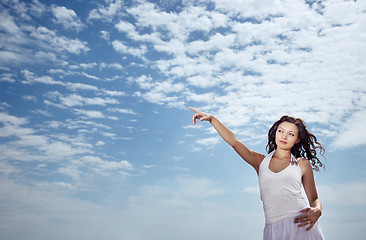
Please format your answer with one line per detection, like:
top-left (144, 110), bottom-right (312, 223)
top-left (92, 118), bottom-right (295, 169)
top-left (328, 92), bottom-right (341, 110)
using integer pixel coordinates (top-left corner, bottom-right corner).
top-left (189, 107), bottom-right (262, 170)
top-left (209, 115), bottom-right (238, 146)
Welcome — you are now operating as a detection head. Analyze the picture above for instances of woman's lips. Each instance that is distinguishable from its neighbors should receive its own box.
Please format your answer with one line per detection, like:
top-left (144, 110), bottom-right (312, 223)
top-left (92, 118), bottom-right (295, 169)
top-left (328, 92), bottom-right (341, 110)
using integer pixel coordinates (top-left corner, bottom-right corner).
top-left (280, 141), bottom-right (287, 144)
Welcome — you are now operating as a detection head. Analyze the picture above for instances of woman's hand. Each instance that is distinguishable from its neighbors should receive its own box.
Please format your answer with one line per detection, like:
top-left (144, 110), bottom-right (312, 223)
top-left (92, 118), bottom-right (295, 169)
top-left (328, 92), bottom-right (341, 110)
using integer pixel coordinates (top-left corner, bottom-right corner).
top-left (188, 107), bottom-right (212, 125)
top-left (294, 207), bottom-right (322, 230)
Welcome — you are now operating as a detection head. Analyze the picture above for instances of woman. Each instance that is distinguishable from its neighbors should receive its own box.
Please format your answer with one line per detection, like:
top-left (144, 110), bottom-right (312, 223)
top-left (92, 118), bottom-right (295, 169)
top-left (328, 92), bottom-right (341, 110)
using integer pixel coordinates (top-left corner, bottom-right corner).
top-left (189, 107), bottom-right (324, 240)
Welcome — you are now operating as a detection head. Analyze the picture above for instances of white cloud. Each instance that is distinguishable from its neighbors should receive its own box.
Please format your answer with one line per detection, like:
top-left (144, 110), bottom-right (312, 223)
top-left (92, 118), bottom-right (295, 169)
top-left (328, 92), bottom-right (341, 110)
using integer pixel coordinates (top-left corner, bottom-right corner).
top-left (110, 0), bottom-right (366, 149)
top-left (51, 6), bottom-right (84, 31)
top-left (196, 137), bottom-right (221, 147)
top-left (128, 75), bottom-right (153, 89)
top-left (0, 50), bottom-right (26, 65)
top-left (0, 112), bottom-right (28, 125)
top-left (186, 33), bottom-right (236, 55)
top-left (187, 75), bottom-right (217, 88)
top-left (66, 82), bottom-right (99, 91)
top-left (43, 140), bottom-right (87, 158)
top-left (32, 109), bottom-right (51, 117)
top-left (211, 0), bottom-right (285, 20)
top-left (153, 38), bottom-right (185, 55)
top-left (30, 26), bottom-right (89, 54)
top-left (88, 0), bottom-right (124, 22)
top-left (173, 156), bottom-right (183, 161)
top-left (0, 161), bottom-right (20, 175)
top-left (81, 155), bottom-right (133, 171)
top-left (34, 50), bottom-right (58, 62)
top-left (58, 154), bottom-right (133, 180)
top-left (74, 109), bottom-right (106, 119)
top-left (128, 76), bottom-right (186, 107)
top-left (0, 11), bottom-right (21, 35)
top-left (57, 166), bottom-right (78, 180)
top-left (59, 94), bottom-right (119, 107)
top-left (102, 89), bottom-right (127, 96)
top-left (99, 62), bottom-right (123, 70)
top-left (108, 108), bottom-right (137, 115)
top-left (34, 181), bottom-right (78, 191)
top-left (0, 123), bottom-right (34, 138)
top-left (112, 40), bottom-right (147, 58)
top-left (100, 131), bottom-right (116, 138)
top-left (21, 70), bottom-right (64, 85)
top-left (28, 0), bottom-right (47, 17)
top-left (191, 146), bottom-right (202, 152)
top-left (128, 2), bottom-right (175, 31)
top-left (44, 92), bottom-right (119, 108)
top-left (0, 112), bottom-right (92, 162)
top-left (100, 30), bottom-right (110, 41)
top-left (0, 3), bottom-right (88, 67)
top-left (0, 102), bottom-right (11, 111)
top-left (4, 0), bottom-right (47, 21)
top-left (22, 95), bottom-right (37, 102)
top-left (79, 63), bottom-right (97, 69)
top-left (331, 110), bottom-right (366, 150)
top-left (115, 20), bottom-right (135, 33)
top-left (153, 81), bottom-right (185, 93)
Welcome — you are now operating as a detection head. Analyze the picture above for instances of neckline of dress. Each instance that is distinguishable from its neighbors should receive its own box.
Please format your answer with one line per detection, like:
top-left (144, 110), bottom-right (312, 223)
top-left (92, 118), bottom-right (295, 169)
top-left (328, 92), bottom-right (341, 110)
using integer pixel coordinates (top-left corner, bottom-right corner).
top-left (267, 151), bottom-right (295, 174)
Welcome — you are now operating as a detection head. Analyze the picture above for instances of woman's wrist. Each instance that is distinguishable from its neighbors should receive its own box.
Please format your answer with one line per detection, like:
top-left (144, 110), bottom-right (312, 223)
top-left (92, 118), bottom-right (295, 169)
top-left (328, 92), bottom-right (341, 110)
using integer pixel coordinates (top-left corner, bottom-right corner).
top-left (208, 114), bottom-right (214, 123)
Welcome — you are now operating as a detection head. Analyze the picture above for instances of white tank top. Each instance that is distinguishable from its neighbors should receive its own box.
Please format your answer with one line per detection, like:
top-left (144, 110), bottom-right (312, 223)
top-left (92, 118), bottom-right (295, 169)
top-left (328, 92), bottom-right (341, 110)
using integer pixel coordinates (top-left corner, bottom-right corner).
top-left (258, 151), bottom-right (308, 225)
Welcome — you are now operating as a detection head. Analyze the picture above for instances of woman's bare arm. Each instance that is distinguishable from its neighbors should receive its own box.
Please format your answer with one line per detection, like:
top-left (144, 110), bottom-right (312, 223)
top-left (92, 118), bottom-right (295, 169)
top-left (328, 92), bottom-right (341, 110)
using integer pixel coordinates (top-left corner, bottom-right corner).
top-left (294, 159), bottom-right (322, 230)
top-left (189, 107), bottom-right (264, 172)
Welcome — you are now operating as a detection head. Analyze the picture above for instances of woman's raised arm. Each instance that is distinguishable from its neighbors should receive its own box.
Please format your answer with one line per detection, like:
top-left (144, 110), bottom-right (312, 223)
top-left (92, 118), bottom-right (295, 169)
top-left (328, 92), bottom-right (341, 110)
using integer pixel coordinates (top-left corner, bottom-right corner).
top-left (189, 107), bottom-right (265, 172)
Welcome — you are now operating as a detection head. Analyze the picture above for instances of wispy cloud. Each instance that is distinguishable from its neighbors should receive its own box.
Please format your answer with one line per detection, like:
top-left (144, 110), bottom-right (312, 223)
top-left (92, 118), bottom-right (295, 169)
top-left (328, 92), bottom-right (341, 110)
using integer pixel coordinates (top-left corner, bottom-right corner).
top-left (51, 5), bottom-right (84, 31)
top-left (74, 109), bottom-right (106, 119)
top-left (112, 40), bottom-right (147, 58)
top-left (331, 111), bottom-right (366, 150)
top-left (87, 0), bottom-right (124, 22)
top-left (98, 0), bottom-right (366, 149)
top-left (108, 108), bottom-right (137, 115)
top-left (196, 137), bottom-right (221, 148)
top-left (0, 112), bottom-right (91, 161)
top-left (31, 26), bottom-right (90, 54)
top-left (0, 1), bottom-right (89, 67)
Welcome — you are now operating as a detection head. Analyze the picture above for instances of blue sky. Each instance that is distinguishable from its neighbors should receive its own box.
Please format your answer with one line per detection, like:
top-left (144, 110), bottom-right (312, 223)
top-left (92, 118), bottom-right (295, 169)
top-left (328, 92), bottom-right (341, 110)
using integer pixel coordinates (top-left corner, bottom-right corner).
top-left (0, 0), bottom-right (365, 239)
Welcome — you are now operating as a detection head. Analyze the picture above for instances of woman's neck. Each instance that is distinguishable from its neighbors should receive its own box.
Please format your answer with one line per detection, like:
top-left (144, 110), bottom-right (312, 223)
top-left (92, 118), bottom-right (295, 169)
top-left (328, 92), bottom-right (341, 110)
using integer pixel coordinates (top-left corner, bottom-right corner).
top-left (273, 148), bottom-right (291, 159)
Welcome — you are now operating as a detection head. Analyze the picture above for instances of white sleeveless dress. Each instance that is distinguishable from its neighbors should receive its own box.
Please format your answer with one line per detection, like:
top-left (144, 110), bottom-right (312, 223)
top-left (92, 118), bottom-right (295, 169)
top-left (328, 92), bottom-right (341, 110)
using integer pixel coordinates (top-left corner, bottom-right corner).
top-left (258, 151), bottom-right (324, 240)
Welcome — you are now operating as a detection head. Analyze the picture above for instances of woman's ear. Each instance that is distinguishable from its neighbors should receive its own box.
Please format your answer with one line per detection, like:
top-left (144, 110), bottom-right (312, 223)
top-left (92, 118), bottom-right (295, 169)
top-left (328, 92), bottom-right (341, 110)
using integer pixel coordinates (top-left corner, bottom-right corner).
top-left (296, 138), bottom-right (300, 144)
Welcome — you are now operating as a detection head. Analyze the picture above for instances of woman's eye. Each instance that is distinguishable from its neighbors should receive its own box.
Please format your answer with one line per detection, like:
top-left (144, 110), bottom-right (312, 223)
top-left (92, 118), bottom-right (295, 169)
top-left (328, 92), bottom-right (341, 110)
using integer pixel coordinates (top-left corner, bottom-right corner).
top-left (289, 133), bottom-right (295, 136)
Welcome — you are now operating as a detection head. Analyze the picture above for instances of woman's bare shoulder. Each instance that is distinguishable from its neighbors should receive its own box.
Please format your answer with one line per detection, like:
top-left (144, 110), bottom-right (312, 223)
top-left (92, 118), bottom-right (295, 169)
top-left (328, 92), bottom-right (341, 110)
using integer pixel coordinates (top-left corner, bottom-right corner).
top-left (296, 157), bottom-right (311, 165)
top-left (296, 157), bottom-right (313, 175)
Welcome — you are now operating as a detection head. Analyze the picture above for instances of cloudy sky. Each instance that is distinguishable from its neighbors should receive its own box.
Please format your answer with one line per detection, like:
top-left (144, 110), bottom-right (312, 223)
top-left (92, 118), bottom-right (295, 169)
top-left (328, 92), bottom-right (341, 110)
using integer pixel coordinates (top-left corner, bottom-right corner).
top-left (0, 0), bottom-right (365, 239)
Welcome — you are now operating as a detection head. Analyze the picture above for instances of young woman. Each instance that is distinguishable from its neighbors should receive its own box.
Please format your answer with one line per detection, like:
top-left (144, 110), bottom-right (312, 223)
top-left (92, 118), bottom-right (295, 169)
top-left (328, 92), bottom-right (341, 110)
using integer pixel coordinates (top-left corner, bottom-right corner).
top-left (189, 107), bottom-right (325, 240)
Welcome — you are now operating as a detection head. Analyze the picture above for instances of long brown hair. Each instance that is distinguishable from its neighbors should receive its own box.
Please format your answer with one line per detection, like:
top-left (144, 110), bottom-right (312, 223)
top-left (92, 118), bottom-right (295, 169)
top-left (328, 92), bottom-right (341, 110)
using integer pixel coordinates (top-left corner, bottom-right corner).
top-left (266, 115), bottom-right (325, 171)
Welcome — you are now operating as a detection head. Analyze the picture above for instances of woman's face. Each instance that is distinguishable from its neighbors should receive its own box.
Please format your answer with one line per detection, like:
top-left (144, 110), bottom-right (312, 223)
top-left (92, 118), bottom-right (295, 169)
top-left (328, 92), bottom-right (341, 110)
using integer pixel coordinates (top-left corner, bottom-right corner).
top-left (275, 121), bottom-right (300, 150)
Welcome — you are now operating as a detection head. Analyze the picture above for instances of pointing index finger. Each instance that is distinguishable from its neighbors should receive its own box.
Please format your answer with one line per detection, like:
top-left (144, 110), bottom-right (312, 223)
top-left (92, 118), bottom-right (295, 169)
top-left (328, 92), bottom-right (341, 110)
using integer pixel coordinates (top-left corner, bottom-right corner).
top-left (188, 107), bottom-right (197, 113)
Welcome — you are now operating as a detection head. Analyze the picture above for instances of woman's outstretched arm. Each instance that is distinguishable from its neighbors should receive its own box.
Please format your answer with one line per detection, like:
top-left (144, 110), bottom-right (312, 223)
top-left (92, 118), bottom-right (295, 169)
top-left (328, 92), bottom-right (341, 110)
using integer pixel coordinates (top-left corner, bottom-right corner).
top-left (189, 107), bottom-right (265, 173)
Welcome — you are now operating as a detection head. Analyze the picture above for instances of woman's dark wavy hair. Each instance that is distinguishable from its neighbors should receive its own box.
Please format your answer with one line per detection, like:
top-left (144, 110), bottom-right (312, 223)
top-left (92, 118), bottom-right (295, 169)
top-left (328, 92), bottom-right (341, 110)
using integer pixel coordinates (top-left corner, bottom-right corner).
top-left (266, 115), bottom-right (325, 171)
